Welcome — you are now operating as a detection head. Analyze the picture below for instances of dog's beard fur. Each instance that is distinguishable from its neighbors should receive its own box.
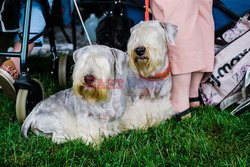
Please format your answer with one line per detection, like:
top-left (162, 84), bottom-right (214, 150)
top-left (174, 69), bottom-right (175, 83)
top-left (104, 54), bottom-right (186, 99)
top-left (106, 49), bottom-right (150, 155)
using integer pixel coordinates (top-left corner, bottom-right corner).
top-left (73, 81), bottom-right (109, 103)
top-left (129, 48), bottom-right (162, 77)
top-left (72, 49), bottom-right (115, 103)
top-left (127, 21), bottom-right (178, 78)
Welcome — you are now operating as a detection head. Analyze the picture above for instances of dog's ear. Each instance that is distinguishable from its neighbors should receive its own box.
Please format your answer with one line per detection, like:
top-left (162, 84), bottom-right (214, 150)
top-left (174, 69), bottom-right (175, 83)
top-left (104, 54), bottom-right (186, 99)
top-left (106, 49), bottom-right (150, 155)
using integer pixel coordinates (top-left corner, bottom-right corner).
top-left (130, 21), bottom-right (143, 33)
top-left (130, 26), bottom-right (136, 34)
top-left (160, 22), bottom-right (178, 45)
top-left (73, 46), bottom-right (90, 63)
top-left (73, 49), bottom-right (80, 63)
top-left (111, 48), bottom-right (127, 75)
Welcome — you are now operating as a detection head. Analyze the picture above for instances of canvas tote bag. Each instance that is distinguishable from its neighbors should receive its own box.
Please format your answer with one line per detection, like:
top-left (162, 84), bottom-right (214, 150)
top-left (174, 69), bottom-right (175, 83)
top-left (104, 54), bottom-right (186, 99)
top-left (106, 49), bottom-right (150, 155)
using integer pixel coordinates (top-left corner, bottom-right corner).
top-left (200, 30), bottom-right (250, 110)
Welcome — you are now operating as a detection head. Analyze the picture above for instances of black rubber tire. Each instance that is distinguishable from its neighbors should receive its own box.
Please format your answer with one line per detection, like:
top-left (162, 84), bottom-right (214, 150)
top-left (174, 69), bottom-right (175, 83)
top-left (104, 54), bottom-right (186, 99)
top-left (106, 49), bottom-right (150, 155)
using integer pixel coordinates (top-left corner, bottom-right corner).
top-left (58, 54), bottom-right (73, 88)
top-left (15, 78), bottom-right (44, 123)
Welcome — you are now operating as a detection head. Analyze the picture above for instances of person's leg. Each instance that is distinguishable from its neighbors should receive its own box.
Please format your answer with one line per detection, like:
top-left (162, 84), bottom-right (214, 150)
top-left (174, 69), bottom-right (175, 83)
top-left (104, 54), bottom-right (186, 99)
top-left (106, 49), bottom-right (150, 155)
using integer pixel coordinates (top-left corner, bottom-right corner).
top-left (189, 72), bottom-right (204, 107)
top-left (171, 73), bottom-right (191, 113)
top-left (0, 0), bottom-right (47, 100)
top-left (10, 42), bottom-right (35, 74)
top-left (4, 0), bottom-right (44, 75)
top-left (187, 0), bottom-right (214, 108)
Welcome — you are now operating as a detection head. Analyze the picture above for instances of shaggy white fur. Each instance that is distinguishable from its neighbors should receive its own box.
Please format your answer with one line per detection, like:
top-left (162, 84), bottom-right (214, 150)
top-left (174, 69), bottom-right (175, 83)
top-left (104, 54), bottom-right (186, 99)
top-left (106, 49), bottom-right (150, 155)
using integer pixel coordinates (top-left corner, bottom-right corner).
top-left (120, 21), bottom-right (178, 130)
top-left (21, 21), bottom-right (178, 144)
top-left (21, 45), bottom-right (128, 144)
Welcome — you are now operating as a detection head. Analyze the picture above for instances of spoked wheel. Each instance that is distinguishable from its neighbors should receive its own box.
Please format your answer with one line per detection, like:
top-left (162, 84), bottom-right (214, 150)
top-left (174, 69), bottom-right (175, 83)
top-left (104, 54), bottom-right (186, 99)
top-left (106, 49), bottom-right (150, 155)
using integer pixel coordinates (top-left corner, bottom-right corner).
top-left (16, 78), bottom-right (44, 123)
top-left (58, 53), bottom-right (73, 88)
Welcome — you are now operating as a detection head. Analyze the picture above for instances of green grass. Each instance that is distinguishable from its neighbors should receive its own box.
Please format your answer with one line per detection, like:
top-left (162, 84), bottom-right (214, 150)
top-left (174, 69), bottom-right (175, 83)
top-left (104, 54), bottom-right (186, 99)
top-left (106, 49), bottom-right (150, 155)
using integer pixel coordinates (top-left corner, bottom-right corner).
top-left (0, 57), bottom-right (249, 166)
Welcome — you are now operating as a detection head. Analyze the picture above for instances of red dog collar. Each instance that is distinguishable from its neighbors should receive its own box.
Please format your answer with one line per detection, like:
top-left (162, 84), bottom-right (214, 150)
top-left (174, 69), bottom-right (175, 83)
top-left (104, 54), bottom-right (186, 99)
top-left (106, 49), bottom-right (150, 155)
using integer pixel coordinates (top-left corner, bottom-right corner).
top-left (139, 62), bottom-right (171, 81)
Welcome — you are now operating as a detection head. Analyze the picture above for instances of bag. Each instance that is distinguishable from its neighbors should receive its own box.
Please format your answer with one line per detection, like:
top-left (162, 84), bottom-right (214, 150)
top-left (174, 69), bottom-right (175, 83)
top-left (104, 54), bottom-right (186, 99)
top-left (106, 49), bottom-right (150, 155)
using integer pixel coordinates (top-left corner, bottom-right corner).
top-left (230, 69), bottom-right (250, 115)
top-left (200, 30), bottom-right (250, 113)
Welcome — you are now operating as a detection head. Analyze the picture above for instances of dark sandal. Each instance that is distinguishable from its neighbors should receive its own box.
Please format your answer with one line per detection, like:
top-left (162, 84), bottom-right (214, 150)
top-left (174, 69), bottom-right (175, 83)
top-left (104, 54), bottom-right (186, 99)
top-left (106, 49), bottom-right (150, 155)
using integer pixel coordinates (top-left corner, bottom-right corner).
top-left (174, 108), bottom-right (191, 122)
top-left (189, 97), bottom-right (200, 103)
top-left (189, 96), bottom-right (203, 108)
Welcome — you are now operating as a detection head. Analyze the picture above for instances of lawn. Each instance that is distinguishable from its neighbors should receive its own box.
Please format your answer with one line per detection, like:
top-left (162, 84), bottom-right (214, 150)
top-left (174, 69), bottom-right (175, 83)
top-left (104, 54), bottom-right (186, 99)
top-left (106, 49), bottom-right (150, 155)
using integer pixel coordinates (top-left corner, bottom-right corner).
top-left (0, 56), bottom-right (249, 166)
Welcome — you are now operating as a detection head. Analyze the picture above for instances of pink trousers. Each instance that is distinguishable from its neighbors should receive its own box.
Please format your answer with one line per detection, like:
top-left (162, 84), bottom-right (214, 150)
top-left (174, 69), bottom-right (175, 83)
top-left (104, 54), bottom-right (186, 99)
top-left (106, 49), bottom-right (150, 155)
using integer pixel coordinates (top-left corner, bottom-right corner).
top-left (151, 0), bottom-right (215, 74)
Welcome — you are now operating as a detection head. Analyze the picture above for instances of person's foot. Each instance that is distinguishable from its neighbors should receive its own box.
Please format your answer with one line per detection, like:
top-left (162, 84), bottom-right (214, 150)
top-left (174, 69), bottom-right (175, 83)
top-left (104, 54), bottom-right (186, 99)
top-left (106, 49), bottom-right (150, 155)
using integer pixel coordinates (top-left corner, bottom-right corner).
top-left (0, 60), bottom-right (19, 79)
top-left (0, 60), bottom-right (19, 101)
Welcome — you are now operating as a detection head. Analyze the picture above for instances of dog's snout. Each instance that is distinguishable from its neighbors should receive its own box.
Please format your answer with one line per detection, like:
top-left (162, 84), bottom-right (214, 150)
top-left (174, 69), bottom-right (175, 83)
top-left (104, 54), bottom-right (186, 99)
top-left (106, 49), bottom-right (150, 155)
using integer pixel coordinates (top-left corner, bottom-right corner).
top-left (84, 74), bottom-right (95, 84)
top-left (135, 47), bottom-right (146, 56)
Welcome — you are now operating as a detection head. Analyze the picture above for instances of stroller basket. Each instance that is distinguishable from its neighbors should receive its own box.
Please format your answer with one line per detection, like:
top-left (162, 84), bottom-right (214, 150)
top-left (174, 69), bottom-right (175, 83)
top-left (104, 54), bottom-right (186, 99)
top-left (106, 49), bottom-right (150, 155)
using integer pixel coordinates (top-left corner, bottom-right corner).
top-left (213, 0), bottom-right (250, 34)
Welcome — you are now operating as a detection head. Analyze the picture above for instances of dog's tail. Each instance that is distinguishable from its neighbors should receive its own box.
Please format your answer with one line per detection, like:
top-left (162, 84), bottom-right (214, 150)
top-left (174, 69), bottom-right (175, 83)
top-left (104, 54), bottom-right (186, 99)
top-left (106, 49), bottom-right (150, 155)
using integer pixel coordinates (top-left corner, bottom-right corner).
top-left (21, 113), bottom-right (34, 139)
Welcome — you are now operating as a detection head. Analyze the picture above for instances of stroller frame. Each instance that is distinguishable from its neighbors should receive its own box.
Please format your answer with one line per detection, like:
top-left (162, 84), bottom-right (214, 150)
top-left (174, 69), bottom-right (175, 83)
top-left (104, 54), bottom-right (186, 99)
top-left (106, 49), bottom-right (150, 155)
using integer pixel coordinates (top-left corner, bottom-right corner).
top-left (0, 0), bottom-right (76, 122)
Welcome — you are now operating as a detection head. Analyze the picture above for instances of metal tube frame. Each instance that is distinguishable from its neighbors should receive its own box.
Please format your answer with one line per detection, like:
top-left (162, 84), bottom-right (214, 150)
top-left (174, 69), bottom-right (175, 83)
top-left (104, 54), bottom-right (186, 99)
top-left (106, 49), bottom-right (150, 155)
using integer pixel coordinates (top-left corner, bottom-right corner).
top-left (0, 0), bottom-right (77, 89)
top-left (13, 0), bottom-right (33, 90)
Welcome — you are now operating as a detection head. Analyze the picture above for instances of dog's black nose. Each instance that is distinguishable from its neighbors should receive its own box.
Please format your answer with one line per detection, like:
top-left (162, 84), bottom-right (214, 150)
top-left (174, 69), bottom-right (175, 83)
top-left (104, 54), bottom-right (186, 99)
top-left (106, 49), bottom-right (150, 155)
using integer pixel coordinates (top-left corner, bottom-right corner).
top-left (84, 74), bottom-right (95, 84)
top-left (135, 47), bottom-right (146, 56)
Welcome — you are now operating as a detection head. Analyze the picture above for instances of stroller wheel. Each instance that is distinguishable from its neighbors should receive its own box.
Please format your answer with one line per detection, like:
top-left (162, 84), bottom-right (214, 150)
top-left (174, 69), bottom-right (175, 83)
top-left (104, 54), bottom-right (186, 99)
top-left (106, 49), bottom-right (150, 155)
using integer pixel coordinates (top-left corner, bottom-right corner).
top-left (16, 89), bottom-right (28, 123)
top-left (16, 78), bottom-right (44, 123)
top-left (0, 68), bottom-right (16, 101)
top-left (58, 54), bottom-right (73, 88)
top-left (0, 57), bottom-right (6, 64)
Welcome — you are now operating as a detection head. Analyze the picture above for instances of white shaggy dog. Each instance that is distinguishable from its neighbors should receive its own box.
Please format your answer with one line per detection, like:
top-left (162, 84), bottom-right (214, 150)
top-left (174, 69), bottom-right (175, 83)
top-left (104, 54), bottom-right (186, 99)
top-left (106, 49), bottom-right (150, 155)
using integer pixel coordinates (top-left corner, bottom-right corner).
top-left (21, 45), bottom-right (128, 144)
top-left (120, 21), bottom-right (178, 130)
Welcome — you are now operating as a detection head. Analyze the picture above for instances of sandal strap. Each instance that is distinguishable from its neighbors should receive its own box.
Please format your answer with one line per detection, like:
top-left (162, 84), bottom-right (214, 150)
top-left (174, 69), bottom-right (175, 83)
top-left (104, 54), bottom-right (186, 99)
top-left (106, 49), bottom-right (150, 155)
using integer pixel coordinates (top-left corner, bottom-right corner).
top-left (189, 97), bottom-right (200, 102)
top-left (175, 108), bottom-right (191, 122)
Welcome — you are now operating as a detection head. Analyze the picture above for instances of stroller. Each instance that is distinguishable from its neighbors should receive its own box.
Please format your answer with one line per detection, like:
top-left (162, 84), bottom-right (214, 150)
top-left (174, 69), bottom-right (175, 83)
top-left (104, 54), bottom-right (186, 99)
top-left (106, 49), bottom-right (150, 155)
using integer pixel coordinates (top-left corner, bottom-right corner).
top-left (0, 0), bottom-right (76, 122)
top-left (0, 0), bottom-right (144, 123)
top-left (213, 0), bottom-right (250, 36)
